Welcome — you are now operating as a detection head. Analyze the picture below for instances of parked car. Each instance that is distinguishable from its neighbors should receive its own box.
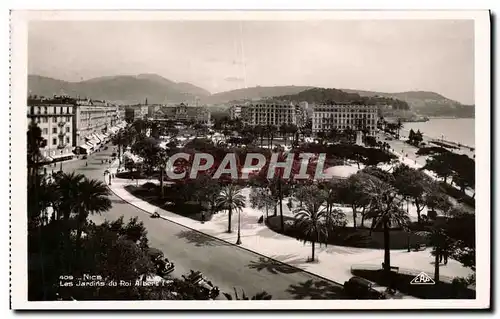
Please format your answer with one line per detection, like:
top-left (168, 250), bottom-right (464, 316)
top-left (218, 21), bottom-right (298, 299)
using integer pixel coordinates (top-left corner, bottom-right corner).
top-left (182, 270), bottom-right (220, 299)
top-left (82, 155), bottom-right (88, 159)
top-left (147, 248), bottom-right (175, 276)
top-left (343, 276), bottom-right (387, 299)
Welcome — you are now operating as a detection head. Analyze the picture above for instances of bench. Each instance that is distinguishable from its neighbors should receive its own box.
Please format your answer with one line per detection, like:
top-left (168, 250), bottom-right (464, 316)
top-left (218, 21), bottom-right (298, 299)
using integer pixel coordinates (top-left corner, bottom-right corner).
top-left (381, 263), bottom-right (400, 273)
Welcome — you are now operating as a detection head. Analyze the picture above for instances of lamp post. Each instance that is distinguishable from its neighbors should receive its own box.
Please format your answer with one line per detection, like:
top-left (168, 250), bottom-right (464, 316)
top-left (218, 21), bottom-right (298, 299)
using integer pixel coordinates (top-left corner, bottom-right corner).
top-left (235, 208), bottom-right (242, 245)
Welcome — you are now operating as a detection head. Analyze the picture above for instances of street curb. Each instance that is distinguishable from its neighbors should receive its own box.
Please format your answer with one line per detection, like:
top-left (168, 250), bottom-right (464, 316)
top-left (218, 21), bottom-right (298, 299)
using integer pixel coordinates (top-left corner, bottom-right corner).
top-left (106, 180), bottom-right (345, 288)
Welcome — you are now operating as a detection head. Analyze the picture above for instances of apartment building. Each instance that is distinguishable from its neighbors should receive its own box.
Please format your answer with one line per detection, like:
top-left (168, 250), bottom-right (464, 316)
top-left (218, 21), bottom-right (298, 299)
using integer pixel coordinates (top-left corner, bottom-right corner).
top-left (311, 103), bottom-right (379, 136)
top-left (161, 103), bottom-right (211, 124)
top-left (235, 101), bottom-right (309, 128)
top-left (28, 95), bottom-right (123, 159)
top-left (27, 97), bottom-right (77, 162)
top-left (75, 99), bottom-right (119, 151)
top-left (229, 105), bottom-right (242, 120)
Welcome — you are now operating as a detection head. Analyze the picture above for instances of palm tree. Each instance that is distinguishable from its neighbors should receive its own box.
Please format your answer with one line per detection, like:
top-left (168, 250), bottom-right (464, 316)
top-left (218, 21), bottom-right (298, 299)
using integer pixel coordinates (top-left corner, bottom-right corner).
top-left (415, 226), bottom-right (448, 283)
top-left (293, 185), bottom-right (329, 262)
top-left (73, 177), bottom-right (112, 247)
top-left (217, 185), bottom-right (246, 235)
top-left (155, 147), bottom-right (170, 198)
top-left (365, 178), bottom-right (410, 275)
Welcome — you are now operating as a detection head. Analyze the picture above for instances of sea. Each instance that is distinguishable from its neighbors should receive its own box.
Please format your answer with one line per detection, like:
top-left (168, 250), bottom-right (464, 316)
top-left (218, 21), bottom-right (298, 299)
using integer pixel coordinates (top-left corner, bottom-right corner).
top-left (401, 118), bottom-right (475, 148)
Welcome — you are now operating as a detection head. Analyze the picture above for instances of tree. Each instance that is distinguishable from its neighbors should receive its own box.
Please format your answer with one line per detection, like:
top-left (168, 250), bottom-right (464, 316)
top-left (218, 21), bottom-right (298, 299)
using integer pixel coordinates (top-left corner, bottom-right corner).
top-left (73, 177), bottom-right (112, 248)
top-left (27, 121), bottom-right (47, 186)
top-left (365, 177), bottom-right (410, 275)
top-left (337, 173), bottom-right (373, 229)
top-left (293, 185), bottom-right (329, 262)
top-left (393, 164), bottom-right (433, 223)
top-left (217, 185), bottom-right (246, 233)
top-left (396, 118), bottom-right (403, 139)
top-left (423, 153), bottom-right (454, 183)
top-left (415, 220), bottom-right (450, 283)
top-left (249, 187), bottom-right (276, 219)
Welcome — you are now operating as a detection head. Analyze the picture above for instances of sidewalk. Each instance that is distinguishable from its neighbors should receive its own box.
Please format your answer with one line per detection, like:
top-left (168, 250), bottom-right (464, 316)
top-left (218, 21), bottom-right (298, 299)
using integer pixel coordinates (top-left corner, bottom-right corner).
top-left (106, 162), bottom-right (474, 286)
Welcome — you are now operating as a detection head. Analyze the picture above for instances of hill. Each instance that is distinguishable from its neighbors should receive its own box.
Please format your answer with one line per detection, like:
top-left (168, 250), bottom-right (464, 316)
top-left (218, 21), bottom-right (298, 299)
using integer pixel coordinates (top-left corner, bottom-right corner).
top-left (28, 74), bottom-right (210, 105)
top-left (202, 85), bottom-right (313, 105)
top-left (341, 89), bottom-right (474, 118)
top-left (274, 88), bottom-right (410, 110)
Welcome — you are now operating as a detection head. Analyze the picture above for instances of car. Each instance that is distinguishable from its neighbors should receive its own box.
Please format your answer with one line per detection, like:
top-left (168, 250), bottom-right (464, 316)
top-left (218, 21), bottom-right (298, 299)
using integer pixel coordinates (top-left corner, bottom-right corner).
top-left (385, 137), bottom-right (394, 141)
top-left (147, 248), bottom-right (175, 276)
top-left (182, 270), bottom-right (220, 300)
top-left (343, 276), bottom-right (387, 299)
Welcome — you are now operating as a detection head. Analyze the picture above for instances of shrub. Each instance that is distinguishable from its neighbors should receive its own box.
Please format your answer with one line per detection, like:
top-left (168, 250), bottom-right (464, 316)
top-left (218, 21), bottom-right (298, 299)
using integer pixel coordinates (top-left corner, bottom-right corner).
top-left (142, 182), bottom-right (158, 190)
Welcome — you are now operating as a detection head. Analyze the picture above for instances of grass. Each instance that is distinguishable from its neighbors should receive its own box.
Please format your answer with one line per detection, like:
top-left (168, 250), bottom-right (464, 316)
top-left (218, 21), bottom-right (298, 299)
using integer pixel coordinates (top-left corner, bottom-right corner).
top-left (351, 269), bottom-right (475, 299)
top-left (266, 215), bottom-right (429, 250)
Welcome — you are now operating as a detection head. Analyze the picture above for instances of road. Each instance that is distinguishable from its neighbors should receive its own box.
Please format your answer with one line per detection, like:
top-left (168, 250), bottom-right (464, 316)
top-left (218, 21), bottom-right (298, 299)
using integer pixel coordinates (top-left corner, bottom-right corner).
top-left (61, 144), bottom-right (346, 300)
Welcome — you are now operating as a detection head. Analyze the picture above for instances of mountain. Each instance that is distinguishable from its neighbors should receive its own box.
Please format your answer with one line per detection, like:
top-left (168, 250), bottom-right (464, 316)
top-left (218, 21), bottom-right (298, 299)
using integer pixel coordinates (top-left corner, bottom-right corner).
top-left (202, 86), bottom-right (313, 104)
top-left (28, 74), bottom-right (210, 105)
top-left (341, 89), bottom-right (474, 118)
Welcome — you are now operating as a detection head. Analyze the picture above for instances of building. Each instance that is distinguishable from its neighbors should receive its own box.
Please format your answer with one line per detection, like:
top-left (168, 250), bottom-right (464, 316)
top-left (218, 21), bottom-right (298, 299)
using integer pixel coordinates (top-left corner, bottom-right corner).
top-left (311, 103), bottom-right (379, 136)
top-left (161, 103), bottom-right (211, 124)
top-left (27, 96), bottom-right (77, 162)
top-left (125, 107), bottom-right (142, 123)
top-left (125, 104), bottom-right (149, 122)
top-left (74, 99), bottom-right (120, 153)
top-left (229, 105), bottom-right (242, 120)
top-left (236, 101), bottom-right (308, 127)
top-left (27, 95), bottom-right (125, 160)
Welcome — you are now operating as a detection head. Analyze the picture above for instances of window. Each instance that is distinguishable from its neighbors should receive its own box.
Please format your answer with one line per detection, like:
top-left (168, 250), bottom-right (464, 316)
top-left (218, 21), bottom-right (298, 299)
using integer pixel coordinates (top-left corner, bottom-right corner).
top-left (42, 128), bottom-right (48, 134)
top-left (66, 127), bottom-right (70, 133)
top-left (42, 117), bottom-right (48, 123)
top-left (52, 127), bottom-right (57, 134)
top-left (66, 137), bottom-right (70, 143)
top-left (52, 138), bottom-right (57, 146)
top-left (52, 117), bottom-right (57, 123)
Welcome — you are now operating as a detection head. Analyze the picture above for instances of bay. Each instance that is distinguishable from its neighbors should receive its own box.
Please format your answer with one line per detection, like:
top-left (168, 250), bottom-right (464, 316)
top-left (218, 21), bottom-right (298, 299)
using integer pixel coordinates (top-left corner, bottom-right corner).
top-left (401, 118), bottom-right (475, 147)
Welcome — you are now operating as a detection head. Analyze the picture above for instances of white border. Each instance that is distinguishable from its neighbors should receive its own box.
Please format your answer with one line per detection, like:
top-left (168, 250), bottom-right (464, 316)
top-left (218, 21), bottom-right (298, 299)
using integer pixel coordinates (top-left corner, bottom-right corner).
top-left (10, 10), bottom-right (491, 310)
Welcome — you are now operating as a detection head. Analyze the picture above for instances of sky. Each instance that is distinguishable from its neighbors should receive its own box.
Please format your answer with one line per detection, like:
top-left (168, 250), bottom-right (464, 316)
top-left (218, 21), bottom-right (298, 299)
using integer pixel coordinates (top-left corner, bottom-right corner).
top-left (28, 20), bottom-right (475, 104)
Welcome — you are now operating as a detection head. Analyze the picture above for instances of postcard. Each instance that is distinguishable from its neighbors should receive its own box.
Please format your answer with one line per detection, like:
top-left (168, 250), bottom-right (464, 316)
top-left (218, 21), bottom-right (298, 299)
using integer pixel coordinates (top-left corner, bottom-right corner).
top-left (10, 9), bottom-right (490, 310)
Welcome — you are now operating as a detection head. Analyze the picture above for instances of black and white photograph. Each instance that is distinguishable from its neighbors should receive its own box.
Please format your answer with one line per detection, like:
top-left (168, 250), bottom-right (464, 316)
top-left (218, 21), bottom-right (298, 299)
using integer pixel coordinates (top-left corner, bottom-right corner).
top-left (9, 10), bottom-right (490, 310)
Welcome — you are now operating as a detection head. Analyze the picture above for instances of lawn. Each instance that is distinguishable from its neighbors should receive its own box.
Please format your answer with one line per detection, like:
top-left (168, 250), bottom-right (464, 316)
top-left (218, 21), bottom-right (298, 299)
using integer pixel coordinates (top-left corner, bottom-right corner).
top-left (124, 184), bottom-right (213, 222)
top-left (351, 269), bottom-right (475, 299)
top-left (266, 215), bottom-right (429, 250)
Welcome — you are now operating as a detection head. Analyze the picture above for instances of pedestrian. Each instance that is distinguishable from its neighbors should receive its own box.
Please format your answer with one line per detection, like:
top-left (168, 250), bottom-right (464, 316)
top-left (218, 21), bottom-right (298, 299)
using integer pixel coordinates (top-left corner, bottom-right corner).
top-left (439, 252), bottom-right (443, 263)
top-left (201, 212), bottom-right (206, 224)
top-left (443, 250), bottom-right (449, 265)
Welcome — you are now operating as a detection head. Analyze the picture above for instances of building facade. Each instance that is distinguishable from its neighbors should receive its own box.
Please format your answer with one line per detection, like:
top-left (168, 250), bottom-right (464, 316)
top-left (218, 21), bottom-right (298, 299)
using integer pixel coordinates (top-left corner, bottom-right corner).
top-left (236, 101), bottom-right (308, 127)
top-left (229, 105), bottom-right (242, 120)
top-left (27, 97), bottom-right (77, 162)
top-left (161, 103), bottom-right (211, 124)
top-left (311, 103), bottom-right (379, 136)
top-left (75, 99), bottom-right (119, 150)
top-left (27, 95), bottom-right (124, 160)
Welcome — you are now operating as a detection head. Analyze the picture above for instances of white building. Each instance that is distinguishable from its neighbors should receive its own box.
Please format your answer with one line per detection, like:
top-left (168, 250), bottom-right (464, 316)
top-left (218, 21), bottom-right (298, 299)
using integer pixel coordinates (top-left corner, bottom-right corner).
top-left (27, 98), bottom-right (76, 162)
top-left (312, 103), bottom-right (379, 136)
